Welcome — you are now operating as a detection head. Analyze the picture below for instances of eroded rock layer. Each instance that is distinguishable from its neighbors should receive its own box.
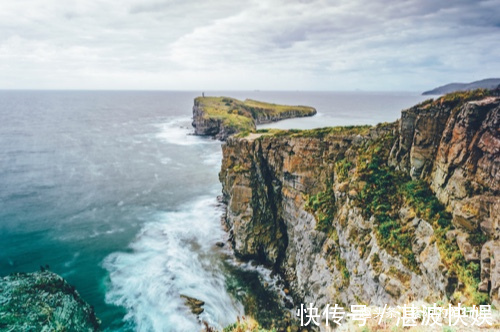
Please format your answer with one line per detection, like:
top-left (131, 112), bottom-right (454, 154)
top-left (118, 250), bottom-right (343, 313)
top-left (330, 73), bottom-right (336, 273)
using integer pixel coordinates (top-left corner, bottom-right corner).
top-left (219, 90), bottom-right (500, 313)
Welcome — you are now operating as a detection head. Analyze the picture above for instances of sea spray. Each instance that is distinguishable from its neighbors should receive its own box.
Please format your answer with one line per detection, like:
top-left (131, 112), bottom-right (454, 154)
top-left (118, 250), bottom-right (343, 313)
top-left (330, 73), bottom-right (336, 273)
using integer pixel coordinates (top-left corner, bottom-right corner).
top-left (103, 197), bottom-right (243, 331)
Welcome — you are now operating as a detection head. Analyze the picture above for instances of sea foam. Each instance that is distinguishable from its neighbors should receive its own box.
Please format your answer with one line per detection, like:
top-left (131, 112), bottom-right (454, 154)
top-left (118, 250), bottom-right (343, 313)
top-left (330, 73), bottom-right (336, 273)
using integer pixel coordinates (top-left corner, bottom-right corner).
top-left (102, 197), bottom-right (243, 331)
top-left (155, 119), bottom-right (210, 146)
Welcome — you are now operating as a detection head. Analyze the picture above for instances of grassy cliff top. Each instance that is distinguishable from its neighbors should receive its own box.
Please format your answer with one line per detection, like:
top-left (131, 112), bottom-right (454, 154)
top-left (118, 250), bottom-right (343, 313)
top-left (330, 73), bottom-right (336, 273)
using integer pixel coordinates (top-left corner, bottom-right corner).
top-left (236, 125), bottom-right (372, 139)
top-left (235, 88), bottom-right (498, 140)
top-left (194, 96), bottom-right (316, 133)
top-left (195, 96), bottom-right (316, 118)
top-left (414, 88), bottom-right (494, 110)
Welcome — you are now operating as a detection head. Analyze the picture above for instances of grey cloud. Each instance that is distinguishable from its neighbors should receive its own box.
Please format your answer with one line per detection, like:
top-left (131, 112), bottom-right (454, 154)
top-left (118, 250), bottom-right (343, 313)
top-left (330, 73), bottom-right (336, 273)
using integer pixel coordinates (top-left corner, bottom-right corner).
top-left (0, 0), bottom-right (498, 90)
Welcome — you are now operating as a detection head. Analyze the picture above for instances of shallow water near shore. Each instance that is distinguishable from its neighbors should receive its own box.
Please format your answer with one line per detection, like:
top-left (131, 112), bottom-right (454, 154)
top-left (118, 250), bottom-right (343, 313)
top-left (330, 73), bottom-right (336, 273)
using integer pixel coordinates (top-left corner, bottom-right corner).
top-left (0, 90), bottom-right (429, 330)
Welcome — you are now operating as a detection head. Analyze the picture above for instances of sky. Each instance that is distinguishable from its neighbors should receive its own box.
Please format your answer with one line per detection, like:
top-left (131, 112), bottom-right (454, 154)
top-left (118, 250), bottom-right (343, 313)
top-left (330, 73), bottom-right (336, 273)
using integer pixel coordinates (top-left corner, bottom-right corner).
top-left (0, 0), bottom-right (499, 91)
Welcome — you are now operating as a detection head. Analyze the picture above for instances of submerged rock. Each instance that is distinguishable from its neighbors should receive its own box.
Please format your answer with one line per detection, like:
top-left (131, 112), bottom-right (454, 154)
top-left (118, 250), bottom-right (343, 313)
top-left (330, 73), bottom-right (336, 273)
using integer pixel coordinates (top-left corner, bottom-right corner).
top-left (0, 271), bottom-right (100, 331)
top-left (180, 294), bottom-right (205, 316)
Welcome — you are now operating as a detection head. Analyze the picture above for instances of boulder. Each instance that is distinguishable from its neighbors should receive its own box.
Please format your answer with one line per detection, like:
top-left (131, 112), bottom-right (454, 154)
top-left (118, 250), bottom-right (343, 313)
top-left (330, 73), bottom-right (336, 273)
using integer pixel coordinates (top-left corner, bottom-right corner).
top-left (0, 271), bottom-right (100, 331)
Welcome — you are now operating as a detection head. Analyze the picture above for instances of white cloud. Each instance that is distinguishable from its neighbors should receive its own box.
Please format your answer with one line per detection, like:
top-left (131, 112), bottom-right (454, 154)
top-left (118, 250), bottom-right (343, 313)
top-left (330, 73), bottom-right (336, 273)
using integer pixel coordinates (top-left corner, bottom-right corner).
top-left (0, 0), bottom-right (499, 90)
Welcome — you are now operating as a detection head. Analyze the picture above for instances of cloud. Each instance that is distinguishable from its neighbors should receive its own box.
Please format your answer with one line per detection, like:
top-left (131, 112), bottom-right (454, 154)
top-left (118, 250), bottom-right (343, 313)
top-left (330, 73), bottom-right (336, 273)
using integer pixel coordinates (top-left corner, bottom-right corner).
top-left (0, 0), bottom-right (498, 90)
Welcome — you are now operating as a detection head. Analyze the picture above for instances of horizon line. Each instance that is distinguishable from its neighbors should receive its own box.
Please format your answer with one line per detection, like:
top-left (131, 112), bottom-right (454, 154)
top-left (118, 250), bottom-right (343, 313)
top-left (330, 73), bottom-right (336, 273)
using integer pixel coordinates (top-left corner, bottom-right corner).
top-left (0, 88), bottom-right (426, 94)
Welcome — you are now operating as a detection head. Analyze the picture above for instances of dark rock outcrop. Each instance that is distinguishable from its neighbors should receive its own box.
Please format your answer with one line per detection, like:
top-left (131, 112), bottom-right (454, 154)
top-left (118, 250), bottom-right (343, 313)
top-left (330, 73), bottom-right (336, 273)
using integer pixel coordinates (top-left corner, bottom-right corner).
top-left (180, 294), bottom-right (205, 316)
top-left (0, 271), bottom-right (100, 331)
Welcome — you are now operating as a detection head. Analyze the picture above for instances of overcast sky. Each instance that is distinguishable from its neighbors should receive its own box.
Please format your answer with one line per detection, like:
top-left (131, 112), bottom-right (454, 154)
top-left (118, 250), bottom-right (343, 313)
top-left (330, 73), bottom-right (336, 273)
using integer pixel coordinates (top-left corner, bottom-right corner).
top-left (1, 0), bottom-right (499, 91)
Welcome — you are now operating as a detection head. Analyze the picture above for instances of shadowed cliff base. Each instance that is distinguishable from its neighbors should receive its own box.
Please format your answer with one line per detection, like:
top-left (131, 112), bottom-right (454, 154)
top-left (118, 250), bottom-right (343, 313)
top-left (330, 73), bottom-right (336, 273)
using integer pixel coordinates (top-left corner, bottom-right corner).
top-left (219, 88), bottom-right (500, 330)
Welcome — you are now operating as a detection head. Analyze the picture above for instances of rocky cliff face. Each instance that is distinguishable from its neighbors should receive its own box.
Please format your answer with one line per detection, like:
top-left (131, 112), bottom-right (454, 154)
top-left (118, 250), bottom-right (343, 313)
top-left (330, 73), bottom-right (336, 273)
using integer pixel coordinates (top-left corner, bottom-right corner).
top-left (0, 271), bottom-right (100, 331)
top-left (192, 102), bottom-right (246, 140)
top-left (252, 109), bottom-right (317, 125)
top-left (390, 91), bottom-right (500, 306)
top-left (219, 90), bottom-right (500, 316)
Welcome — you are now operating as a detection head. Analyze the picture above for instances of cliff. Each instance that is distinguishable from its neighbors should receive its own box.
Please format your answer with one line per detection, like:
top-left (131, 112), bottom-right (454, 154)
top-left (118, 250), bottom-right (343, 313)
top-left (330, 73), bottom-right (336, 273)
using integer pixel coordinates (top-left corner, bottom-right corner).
top-left (219, 89), bottom-right (500, 320)
top-left (192, 97), bottom-right (316, 140)
top-left (0, 271), bottom-right (100, 331)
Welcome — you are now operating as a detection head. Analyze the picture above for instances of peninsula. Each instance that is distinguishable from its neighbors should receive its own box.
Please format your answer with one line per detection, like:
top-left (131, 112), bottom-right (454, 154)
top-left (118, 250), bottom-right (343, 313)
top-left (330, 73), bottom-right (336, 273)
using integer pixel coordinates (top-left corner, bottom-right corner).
top-left (192, 96), bottom-right (316, 140)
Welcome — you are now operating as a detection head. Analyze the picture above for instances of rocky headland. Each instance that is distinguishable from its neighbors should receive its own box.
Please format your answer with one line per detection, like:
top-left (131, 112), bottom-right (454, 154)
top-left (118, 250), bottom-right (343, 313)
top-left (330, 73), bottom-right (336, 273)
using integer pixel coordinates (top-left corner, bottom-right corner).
top-left (192, 96), bottom-right (316, 140)
top-left (0, 271), bottom-right (100, 331)
top-left (219, 89), bottom-right (500, 327)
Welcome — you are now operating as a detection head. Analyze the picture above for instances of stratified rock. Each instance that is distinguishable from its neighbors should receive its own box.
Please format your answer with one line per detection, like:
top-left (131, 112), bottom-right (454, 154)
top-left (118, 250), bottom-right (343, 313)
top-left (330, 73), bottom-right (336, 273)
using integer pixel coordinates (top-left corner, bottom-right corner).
top-left (430, 97), bottom-right (499, 207)
top-left (0, 271), bottom-right (100, 331)
top-left (220, 124), bottom-right (447, 308)
top-left (389, 92), bottom-right (499, 209)
top-left (219, 89), bottom-right (499, 319)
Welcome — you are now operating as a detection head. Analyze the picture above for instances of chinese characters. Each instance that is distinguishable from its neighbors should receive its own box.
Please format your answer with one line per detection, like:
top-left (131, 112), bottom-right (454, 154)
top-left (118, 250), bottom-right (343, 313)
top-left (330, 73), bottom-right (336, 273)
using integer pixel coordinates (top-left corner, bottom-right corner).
top-left (296, 303), bottom-right (495, 327)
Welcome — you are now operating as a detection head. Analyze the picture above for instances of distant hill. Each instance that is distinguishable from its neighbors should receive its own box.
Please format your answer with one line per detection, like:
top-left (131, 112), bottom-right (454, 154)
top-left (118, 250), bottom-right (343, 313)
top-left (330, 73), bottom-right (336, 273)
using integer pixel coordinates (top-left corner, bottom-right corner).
top-left (422, 78), bottom-right (500, 95)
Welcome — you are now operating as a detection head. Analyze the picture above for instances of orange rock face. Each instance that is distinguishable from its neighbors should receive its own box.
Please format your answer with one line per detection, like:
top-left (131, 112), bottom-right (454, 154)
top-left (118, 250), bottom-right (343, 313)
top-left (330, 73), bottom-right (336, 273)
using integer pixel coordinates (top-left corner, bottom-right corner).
top-left (219, 89), bottom-right (500, 311)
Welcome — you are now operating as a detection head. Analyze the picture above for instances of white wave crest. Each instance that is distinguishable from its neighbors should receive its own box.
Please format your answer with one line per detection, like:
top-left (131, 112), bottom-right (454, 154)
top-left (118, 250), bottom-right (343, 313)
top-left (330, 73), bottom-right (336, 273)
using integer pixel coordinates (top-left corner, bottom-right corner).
top-left (102, 197), bottom-right (242, 332)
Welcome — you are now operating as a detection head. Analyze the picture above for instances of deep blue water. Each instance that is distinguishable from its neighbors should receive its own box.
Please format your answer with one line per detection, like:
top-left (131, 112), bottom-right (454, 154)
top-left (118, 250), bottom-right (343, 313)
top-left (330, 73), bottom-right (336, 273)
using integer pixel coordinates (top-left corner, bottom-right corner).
top-left (0, 90), bottom-right (429, 331)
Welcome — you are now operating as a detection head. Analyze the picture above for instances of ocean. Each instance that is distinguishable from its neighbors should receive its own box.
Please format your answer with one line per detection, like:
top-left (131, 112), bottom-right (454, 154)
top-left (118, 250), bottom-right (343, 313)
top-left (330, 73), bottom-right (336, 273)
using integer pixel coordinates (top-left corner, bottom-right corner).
top-left (0, 90), bottom-right (429, 331)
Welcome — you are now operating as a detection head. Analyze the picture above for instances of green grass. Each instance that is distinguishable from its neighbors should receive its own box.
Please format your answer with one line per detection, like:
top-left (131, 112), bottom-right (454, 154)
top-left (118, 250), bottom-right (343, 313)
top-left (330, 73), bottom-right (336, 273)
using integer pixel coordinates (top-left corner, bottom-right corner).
top-left (355, 131), bottom-right (488, 304)
top-left (335, 158), bottom-right (354, 182)
top-left (304, 185), bottom-right (336, 235)
top-left (195, 96), bottom-right (316, 134)
top-left (267, 125), bottom-right (371, 139)
top-left (415, 88), bottom-right (491, 111)
top-left (356, 134), bottom-right (420, 274)
top-left (304, 184), bottom-right (350, 287)
top-left (399, 179), bottom-right (488, 305)
top-left (243, 99), bottom-right (316, 117)
top-left (295, 89), bottom-right (489, 301)
top-left (435, 88), bottom-right (490, 106)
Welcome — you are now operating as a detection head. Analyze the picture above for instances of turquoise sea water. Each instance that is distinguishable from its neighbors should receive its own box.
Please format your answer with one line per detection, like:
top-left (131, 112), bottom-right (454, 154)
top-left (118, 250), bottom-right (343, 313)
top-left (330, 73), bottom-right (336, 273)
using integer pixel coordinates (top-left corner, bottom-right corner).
top-left (0, 90), bottom-right (429, 331)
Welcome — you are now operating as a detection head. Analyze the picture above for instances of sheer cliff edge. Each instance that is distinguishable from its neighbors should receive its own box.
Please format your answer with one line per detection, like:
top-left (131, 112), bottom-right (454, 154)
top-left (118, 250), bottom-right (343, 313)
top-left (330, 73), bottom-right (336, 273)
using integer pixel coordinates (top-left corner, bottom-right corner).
top-left (219, 88), bottom-right (500, 313)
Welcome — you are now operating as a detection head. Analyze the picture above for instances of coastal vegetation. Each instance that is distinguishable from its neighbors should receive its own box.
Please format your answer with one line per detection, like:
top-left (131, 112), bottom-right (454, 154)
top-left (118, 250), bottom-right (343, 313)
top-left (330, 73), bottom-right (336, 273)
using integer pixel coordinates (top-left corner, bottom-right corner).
top-left (416, 88), bottom-right (491, 110)
top-left (304, 123), bottom-right (489, 304)
top-left (195, 97), bottom-right (256, 133)
top-left (252, 125), bottom-right (371, 139)
top-left (3, 89), bottom-right (497, 331)
top-left (192, 96), bottom-right (316, 139)
top-left (217, 88), bottom-right (500, 329)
